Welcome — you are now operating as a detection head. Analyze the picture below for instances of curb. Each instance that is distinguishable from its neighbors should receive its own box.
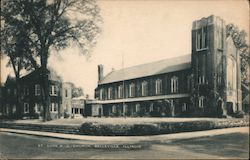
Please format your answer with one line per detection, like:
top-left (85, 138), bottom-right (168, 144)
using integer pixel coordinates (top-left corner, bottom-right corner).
top-left (0, 127), bottom-right (249, 143)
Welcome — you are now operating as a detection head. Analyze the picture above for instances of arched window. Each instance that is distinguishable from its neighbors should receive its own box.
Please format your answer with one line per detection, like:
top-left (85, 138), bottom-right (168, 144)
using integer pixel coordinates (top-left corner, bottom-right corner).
top-left (141, 81), bottom-right (148, 96)
top-left (99, 89), bottom-right (104, 100)
top-left (198, 96), bottom-right (204, 108)
top-left (108, 87), bottom-right (113, 99)
top-left (112, 105), bottom-right (116, 113)
top-left (135, 103), bottom-right (140, 112)
top-left (118, 85), bottom-right (123, 98)
top-left (129, 83), bottom-right (135, 97)
top-left (171, 76), bottom-right (178, 93)
top-left (155, 79), bottom-right (162, 95)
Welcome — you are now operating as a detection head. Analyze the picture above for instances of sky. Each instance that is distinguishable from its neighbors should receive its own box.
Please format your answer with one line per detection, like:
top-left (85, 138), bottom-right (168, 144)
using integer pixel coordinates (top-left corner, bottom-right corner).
top-left (1, 0), bottom-right (249, 98)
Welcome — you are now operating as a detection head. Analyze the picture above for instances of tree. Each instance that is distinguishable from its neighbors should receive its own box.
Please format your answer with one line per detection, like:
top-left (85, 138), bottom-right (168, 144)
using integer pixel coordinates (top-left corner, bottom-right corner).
top-left (1, 0), bottom-right (102, 121)
top-left (1, 5), bottom-right (39, 116)
top-left (226, 23), bottom-right (250, 87)
top-left (72, 86), bottom-right (84, 98)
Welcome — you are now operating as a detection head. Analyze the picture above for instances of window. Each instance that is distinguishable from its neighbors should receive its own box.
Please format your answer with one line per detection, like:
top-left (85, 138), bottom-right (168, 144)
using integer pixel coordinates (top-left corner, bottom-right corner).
top-left (187, 76), bottom-right (191, 92)
top-left (198, 76), bottom-right (205, 84)
top-left (35, 84), bottom-right (41, 96)
top-left (182, 103), bottom-right (187, 111)
top-left (108, 87), bottom-right (113, 99)
top-left (135, 104), bottom-right (140, 112)
top-left (217, 75), bottom-right (222, 84)
top-left (54, 103), bottom-right (58, 112)
top-left (118, 85), bottom-right (124, 98)
top-left (12, 104), bottom-right (16, 113)
top-left (155, 79), bottom-right (162, 95)
top-left (24, 103), bottom-right (29, 113)
top-left (149, 104), bottom-right (154, 112)
top-left (99, 89), bottom-right (104, 100)
top-left (171, 76), bottom-right (178, 93)
top-left (112, 105), bottom-right (116, 113)
top-left (123, 104), bottom-right (128, 114)
top-left (198, 97), bottom-right (204, 108)
top-left (50, 103), bottom-right (58, 113)
top-left (141, 81), bottom-right (148, 96)
top-left (50, 85), bottom-right (58, 96)
top-left (7, 88), bottom-right (11, 95)
top-left (129, 83), bottom-right (135, 97)
top-left (196, 26), bottom-right (208, 50)
top-left (23, 87), bottom-right (29, 96)
top-left (65, 89), bottom-right (68, 97)
top-left (6, 104), bottom-right (10, 115)
top-left (34, 103), bottom-right (41, 113)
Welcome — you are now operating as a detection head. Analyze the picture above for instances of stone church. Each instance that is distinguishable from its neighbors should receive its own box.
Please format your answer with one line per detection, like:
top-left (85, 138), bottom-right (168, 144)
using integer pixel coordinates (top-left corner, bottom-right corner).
top-left (86, 15), bottom-right (242, 117)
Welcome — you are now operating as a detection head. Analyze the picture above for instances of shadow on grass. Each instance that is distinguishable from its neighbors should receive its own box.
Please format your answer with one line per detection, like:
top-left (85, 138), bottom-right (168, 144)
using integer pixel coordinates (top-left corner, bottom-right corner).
top-left (171, 133), bottom-right (249, 158)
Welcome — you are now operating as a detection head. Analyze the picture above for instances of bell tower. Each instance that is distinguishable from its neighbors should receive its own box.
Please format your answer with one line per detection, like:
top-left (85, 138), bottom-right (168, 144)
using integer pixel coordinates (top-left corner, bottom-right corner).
top-left (191, 15), bottom-right (228, 116)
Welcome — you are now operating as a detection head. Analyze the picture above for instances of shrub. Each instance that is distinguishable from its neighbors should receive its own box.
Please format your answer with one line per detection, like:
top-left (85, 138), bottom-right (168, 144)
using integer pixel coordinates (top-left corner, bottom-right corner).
top-left (233, 111), bottom-right (245, 118)
top-left (64, 111), bottom-right (70, 119)
top-left (77, 118), bottom-right (249, 136)
top-left (129, 124), bottom-right (159, 135)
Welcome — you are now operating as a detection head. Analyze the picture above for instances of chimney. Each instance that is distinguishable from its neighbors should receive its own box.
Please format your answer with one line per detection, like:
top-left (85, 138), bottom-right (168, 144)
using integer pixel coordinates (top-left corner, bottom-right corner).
top-left (98, 64), bottom-right (104, 82)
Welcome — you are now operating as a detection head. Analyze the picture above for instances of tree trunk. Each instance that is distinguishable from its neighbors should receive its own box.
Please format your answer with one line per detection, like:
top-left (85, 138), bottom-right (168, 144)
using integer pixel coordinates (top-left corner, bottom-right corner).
top-left (15, 79), bottom-right (23, 119)
top-left (40, 49), bottom-right (52, 121)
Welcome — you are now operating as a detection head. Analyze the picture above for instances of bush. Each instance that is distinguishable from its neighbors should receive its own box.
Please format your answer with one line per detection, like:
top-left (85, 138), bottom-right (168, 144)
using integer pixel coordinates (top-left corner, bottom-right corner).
top-left (64, 111), bottom-right (70, 119)
top-left (78, 118), bottom-right (249, 136)
top-left (232, 111), bottom-right (245, 118)
top-left (129, 124), bottom-right (159, 135)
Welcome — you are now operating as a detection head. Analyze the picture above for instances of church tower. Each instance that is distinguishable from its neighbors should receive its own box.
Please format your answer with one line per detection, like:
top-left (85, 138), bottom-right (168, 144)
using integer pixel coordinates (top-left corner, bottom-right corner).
top-left (191, 15), bottom-right (242, 117)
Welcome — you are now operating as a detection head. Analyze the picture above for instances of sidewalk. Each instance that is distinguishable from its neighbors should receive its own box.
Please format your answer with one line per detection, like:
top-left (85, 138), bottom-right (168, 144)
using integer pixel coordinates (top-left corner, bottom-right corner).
top-left (0, 127), bottom-right (248, 144)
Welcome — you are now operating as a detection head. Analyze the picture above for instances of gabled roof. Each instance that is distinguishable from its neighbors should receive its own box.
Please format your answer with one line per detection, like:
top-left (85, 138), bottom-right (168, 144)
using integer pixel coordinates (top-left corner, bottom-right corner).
top-left (20, 67), bottom-right (62, 82)
top-left (99, 54), bottom-right (191, 85)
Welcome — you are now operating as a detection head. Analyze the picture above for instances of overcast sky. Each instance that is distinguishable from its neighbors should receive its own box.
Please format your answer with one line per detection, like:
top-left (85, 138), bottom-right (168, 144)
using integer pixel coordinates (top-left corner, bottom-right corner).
top-left (1, 0), bottom-right (249, 98)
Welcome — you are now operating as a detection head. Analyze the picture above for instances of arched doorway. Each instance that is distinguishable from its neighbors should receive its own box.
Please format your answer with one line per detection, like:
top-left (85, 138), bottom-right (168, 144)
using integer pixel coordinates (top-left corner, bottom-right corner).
top-left (217, 99), bottom-right (223, 117)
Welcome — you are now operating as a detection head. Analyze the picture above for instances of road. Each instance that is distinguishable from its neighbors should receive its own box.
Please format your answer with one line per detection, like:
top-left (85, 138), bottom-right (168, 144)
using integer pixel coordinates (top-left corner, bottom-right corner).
top-left (0, 131), bottom-right (249, 159)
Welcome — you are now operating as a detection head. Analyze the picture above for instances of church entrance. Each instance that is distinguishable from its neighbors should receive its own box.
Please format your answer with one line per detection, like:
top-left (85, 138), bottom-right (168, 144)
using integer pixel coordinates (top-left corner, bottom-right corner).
top-left (226, 102), bottom-right (234, 115)
top-left (217, 100), bottom-right (223, 117)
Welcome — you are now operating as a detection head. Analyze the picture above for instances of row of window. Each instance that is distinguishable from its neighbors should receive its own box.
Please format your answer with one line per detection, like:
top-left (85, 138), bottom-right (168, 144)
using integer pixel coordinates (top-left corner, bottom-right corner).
top-left (110, 102), bottom-right (188, 113)
top-left (23, 103), bottom-right (58, 113)
top-left (99, 77), bottom-right (180, 100)
top-left (17, 84), bottom-right (59, 96)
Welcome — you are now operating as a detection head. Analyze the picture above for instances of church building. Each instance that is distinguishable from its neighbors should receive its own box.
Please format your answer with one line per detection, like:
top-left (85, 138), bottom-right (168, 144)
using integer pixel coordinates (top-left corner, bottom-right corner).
top-left (86, 15), bottom-right (242, 117)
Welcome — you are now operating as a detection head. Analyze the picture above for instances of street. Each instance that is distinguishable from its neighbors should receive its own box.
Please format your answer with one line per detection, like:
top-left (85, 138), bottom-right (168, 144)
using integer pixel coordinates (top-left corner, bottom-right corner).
top-left (0, 131), bottom-right (249, 159)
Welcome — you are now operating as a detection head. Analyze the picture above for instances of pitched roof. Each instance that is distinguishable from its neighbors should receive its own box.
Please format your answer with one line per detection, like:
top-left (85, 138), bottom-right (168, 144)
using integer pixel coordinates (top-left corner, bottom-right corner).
top-left (99, 54), bottom-right (191, 85)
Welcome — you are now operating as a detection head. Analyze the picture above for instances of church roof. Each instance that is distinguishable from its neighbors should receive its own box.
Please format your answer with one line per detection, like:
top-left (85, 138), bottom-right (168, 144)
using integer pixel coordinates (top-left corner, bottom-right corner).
top-left (99, 54), bottom-right (191, 85)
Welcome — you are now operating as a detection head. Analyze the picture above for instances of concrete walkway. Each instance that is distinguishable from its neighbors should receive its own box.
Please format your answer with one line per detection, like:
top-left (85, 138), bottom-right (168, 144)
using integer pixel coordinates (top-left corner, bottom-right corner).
top-left (0, 127), bottom-right (248, 143)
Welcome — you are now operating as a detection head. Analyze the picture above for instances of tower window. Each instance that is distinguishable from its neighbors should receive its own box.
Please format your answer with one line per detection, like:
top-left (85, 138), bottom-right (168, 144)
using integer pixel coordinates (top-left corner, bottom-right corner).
top-left (198, 76), bottom-right (205, 84)
top-left (196, 26), bottom-right (208, 50)
top-left (198, 97), bottom-right (204, 108)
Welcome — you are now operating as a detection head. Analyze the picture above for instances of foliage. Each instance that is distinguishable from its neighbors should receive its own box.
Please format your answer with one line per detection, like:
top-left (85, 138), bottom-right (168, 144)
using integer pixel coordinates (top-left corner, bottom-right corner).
top-left (72, 86), bottom-right (84, 98)
top-left (78, 119), bottom-right (249, 136)
top-left (226, 23), bottom-right (250, 86)
top-left (1, 0), bottom-right (102, 121)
